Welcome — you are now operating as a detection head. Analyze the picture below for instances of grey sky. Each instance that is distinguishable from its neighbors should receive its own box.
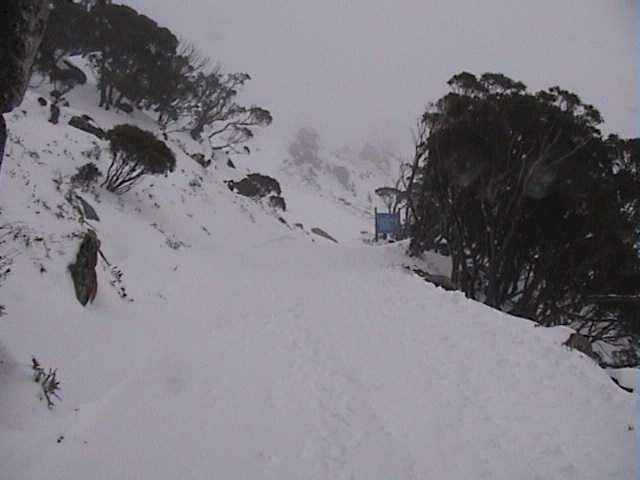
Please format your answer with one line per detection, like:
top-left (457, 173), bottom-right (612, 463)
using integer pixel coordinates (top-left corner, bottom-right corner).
top-left (126, 0), bottom-right (638, 153)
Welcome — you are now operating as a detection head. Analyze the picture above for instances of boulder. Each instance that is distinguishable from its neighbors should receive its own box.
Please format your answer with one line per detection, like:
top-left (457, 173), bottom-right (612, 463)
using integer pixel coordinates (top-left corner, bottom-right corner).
top-left (68, 115), bottom-right (105, 139)
top-left (563, 333), bottom-right (597, 361)
top-left (228, 173), bottom-right (281, 198)
top-left (75, 195), bottom-right (100, 221)
top-left (0, 0), bottom-right (50, 113)
top-left (311, 227), bottom-right (338, 244)
top-left (68, 230), bottom-right (100, 306)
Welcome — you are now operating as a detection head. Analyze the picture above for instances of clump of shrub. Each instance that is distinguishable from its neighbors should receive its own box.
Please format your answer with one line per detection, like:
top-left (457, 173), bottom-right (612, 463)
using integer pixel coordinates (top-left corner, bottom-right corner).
top-left (228, 173), bottom-right (281, 198)
top-left (32, 357), bottom-right (61, 409)
top-left (102, 124), bottom-right (176, 194)
top-left (71, 162), bottom-right (102, 190)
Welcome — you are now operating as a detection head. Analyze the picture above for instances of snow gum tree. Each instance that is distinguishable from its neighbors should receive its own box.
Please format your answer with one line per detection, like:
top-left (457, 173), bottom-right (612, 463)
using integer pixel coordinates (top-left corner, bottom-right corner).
top-left (34, 1), bottom-right (273, 156)
top-left (184, 71), bottom-right (273, 152)
top-left (408, 72), bottom-right (640, 359)
top-left (102, 125), bottom-right (176, 194)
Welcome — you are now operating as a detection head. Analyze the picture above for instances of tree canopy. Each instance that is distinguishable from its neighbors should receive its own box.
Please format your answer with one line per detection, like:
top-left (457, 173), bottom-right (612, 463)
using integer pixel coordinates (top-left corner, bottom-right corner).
top-left (35, 0), bottom-right (272, 155)
top-left (407, 71), bottom-right (640, 359)
top-left (102, 124), bottom-right (176, 194)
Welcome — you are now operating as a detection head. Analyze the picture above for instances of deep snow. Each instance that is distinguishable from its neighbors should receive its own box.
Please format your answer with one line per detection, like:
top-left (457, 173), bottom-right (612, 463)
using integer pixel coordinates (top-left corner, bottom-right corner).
top-left (0, 75), bottom-right (637, 480)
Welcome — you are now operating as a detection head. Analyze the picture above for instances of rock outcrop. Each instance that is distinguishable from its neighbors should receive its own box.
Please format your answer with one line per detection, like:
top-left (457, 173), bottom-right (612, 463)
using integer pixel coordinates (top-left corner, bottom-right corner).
top-left (68, 116), bottom-right (106, 139)
top-left (0, 0), bottom-right (50, 113)
top-left (563, 333), bottom-right (597, 361)
top-left (228, 173), bottom-right (282, 199)
top-left (69, 230), bottom-right (100, 306)
top-left (311, 227), bottom-right (338, 244)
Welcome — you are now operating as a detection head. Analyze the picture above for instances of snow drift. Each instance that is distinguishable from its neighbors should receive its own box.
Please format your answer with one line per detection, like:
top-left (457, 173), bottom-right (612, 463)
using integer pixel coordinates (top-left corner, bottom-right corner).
top-left (0, 75), bottom-right (636, 480)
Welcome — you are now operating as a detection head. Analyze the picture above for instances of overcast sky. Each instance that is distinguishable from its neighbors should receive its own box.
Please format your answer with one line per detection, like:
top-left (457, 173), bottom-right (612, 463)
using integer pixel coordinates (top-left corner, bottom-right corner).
top-left (126, 0), bottom-right (638, 154)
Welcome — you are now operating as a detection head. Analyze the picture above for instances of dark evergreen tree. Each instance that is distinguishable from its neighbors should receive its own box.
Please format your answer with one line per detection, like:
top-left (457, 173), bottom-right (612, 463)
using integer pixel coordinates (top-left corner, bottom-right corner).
top-left (33, 2), bottom-right (272, 154)
top-left (88, 4), bottom-right (179, 111)
top-left (35, 0), bottom-right (91, 74)
top-left (408, 72), bottom-right (640, 355)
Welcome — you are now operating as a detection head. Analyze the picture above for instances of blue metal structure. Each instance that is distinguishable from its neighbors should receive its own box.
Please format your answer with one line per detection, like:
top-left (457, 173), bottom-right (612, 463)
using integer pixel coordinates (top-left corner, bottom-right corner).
top-left (375, 208), bottom-right (401, 240)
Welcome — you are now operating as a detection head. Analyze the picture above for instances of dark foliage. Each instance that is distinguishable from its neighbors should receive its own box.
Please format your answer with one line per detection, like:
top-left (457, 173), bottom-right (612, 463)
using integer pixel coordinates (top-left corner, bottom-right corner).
top-left (407, 72), bottom-right (640, 353)
top-left (102, 124), bottom-right (175, 194)
top-left (35, 0), bottom-right (90, 74)
top-left (184, 71), bottom-right (273, 151)
top-left (37, 1), bottom-right (272, 153)
top-left (71, 162), bottom-right (102, 189)
top-left (88, 4), bottom-right (180, 111)
top-left (228, 173), bottom-right (282, 198)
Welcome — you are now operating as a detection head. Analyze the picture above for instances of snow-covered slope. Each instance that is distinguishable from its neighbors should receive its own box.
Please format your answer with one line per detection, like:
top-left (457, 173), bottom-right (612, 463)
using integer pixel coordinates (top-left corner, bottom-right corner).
top-left (230, 135), bottom-right (402, 243)
top-left (0, 79), bottom-right (637, 480)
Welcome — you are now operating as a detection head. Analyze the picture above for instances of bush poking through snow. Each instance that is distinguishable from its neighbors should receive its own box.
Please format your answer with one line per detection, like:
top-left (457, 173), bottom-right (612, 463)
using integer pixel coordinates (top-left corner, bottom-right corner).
top-left (31, 357), bottom-right (61, 409)
top-left (102, 125), bottom-right (176, 194)
top-left (71, 162), bottom-right (102, 190)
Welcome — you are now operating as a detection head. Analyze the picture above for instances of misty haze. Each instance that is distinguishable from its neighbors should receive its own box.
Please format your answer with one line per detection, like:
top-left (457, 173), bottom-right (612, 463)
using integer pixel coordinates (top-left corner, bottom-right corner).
top-left (0, 1), bottom-right (638, 479)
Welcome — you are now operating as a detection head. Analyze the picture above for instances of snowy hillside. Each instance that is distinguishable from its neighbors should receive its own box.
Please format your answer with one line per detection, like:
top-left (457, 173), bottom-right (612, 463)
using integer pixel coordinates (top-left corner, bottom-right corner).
top-left (230, 129), bottom-right (402, 243)
top-left (0, 77), bottom-right (637, 480)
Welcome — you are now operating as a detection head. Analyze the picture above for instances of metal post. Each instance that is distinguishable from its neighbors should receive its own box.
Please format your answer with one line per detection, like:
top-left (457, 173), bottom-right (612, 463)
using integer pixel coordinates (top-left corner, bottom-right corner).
top-left (374, 207), bottom-right (378, 242)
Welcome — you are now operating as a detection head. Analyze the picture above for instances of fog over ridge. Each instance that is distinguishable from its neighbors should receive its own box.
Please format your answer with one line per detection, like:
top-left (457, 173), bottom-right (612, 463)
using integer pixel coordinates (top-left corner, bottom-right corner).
top-left (126, 0), bottom-right (638, 154)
